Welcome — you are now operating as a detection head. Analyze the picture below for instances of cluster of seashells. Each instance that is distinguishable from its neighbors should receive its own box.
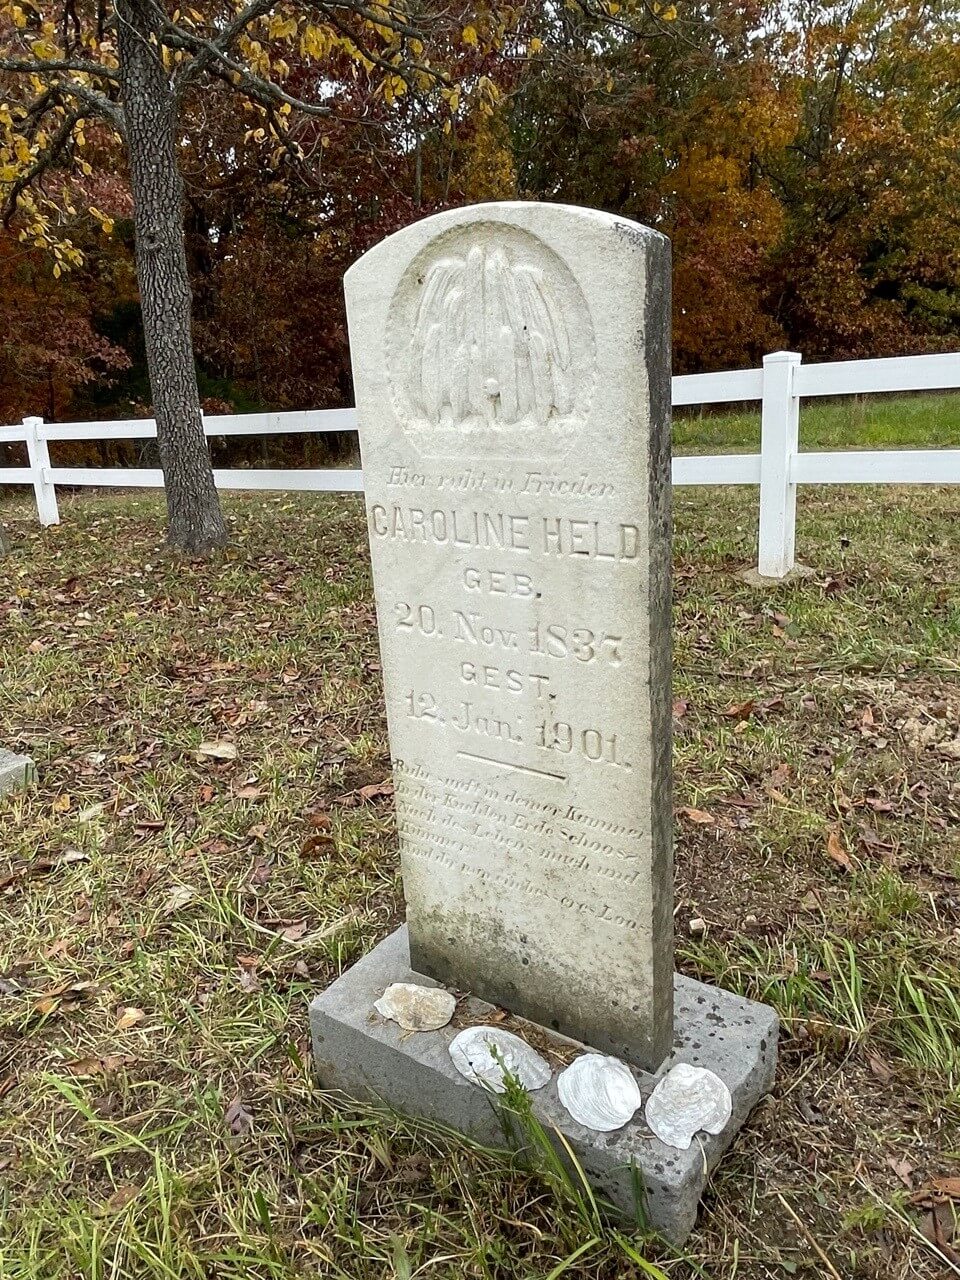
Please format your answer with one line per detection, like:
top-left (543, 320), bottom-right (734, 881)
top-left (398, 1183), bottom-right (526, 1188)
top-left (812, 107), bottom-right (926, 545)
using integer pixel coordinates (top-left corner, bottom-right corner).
top-left (373, 981), bottom-right (732, 1149)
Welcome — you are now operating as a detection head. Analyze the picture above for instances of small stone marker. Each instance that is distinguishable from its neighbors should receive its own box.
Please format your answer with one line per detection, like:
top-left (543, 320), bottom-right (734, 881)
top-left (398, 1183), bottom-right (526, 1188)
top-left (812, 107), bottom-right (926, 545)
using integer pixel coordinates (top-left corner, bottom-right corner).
top-left (0, 748), bottom-right (35, 796)
top-left (310, 203), bottom-right (778, 1242)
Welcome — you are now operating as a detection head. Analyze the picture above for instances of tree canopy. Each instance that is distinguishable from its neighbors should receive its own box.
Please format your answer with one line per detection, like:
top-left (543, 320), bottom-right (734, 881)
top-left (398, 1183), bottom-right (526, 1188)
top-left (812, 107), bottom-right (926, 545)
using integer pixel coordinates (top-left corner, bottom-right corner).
top-left (2, 0), bottom-right (958, 433)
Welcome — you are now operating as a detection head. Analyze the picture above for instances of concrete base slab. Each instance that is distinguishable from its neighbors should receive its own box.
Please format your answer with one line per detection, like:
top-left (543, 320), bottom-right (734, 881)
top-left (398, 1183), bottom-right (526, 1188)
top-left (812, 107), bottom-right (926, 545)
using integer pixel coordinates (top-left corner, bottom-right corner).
top-left (310, 926), bottom-right (778, 1244)
top-left (0, 749), bottom-right (35, 797)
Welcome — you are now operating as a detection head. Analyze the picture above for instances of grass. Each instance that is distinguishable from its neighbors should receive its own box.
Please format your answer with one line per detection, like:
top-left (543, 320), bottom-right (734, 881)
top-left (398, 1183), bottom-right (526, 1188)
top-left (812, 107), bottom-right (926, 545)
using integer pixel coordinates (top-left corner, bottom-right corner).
top-left (1, 482), bottom-right (960, 1279)
top-left (674, 389), bottom-right (960, 454)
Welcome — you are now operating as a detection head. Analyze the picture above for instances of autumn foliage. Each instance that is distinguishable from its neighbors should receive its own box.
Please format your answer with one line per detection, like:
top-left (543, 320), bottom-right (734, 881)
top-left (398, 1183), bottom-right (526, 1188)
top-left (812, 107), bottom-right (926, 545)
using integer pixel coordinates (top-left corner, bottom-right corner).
top-left (3, 0), bottom-right (960, 427)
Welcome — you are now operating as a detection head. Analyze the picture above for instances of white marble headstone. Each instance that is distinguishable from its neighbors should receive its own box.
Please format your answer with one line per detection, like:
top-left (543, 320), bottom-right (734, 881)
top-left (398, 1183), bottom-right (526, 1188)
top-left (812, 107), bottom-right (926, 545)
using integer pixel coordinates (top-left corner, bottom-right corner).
top-left (345, 202), bottom-right (673, 1069)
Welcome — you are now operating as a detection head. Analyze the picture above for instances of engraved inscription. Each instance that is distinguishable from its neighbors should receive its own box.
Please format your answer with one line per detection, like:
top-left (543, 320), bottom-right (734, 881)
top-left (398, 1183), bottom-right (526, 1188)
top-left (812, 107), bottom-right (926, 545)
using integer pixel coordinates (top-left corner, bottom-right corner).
top-left (394, 761), bottom-right (646, 932)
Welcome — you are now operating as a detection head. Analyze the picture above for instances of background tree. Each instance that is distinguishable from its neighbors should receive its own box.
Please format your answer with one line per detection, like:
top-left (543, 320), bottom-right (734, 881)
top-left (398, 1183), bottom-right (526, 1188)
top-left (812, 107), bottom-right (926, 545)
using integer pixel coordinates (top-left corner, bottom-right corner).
top-left (0, 0), bottom-right (460, 552)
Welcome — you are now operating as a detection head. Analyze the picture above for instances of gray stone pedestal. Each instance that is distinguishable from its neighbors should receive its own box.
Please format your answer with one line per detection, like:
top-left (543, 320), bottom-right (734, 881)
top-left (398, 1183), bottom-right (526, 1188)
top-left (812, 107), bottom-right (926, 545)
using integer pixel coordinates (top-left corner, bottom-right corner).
top-left (310, 927), bottom-right (778, 1244)
top-left (0, 749), bottom-right (35, 796)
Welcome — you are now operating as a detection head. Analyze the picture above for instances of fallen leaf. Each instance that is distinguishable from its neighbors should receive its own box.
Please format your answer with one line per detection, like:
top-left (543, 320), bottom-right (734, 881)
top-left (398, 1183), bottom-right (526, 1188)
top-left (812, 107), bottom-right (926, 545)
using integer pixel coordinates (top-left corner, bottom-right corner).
top-left (766, 763), bottom-right (792, 791)
top-left (278, 919), bottom-right (308, 942)
top-left (64, 1053), bottom-right (134, 1076)
top-left (723, 699), bottom-right (755, 721)
top-left (931, 1177), bottom-right (960, 1201)
top-left (224, 1095), bottom-right (254, 1136)
top-left (358, 780), bottom-right (394, 802)
top-left (672, 698), bottom-right (688, 720)
top-left (234, 785), bottom-right (264, 800)
top-left (305, 809), bottom-right (332, 831)
top-left (34, 979), bottom-right (96, 1015)
top-left (237, 963), bottom-right (260, 994)
top-left (867, 1053), bottom-right (894, 1084)
top-left (163, 884), bottom-right (196, 915)
top-left (197, 740), bottom-right (237, 761)
top-left (886, 1155), bottom-right (915, 1189)
top-left (300, 832), bottom-right (334, 860)
top-left (248, 858), bottom-right (272, 886)
top-left (101, 1184), bottom-right (140, 1214)
top-left (116, 1006), bottom-right (146, 1030)
top-left (52, 794), bottom-right (72, 813)
top-left (825, 829), bottom-right (853, 873)
top-left (679, 806), bottom-right (715, 825)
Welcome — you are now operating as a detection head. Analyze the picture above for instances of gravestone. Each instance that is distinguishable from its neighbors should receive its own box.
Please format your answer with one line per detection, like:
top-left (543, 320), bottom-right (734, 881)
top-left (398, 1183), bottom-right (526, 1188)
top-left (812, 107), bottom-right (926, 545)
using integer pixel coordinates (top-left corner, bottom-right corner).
top-left (0, 748), bottom-right (35, 796)
top-left (310, 202), bottom-right (777, 1242)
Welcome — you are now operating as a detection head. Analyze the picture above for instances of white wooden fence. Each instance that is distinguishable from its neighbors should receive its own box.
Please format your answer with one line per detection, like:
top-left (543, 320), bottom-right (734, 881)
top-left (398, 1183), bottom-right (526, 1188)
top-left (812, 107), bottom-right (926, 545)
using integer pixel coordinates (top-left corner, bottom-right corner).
top-left (2, 349), bottom-right (959, 579)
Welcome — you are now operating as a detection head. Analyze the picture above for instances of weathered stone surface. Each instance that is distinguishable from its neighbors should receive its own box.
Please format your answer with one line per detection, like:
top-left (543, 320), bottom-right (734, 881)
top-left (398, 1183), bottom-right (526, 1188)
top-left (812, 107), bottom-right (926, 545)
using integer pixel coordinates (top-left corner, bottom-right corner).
top-left (0, 749), bottom-right (35, 796)
top-left (344, 201), bottom-right (674, 1070)
top-left (310, 927), bottom-right (779, 1245)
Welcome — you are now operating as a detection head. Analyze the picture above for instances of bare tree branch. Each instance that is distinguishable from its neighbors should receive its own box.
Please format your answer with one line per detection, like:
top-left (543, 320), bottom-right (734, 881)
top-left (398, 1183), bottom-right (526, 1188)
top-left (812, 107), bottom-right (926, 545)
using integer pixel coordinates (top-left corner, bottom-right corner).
top-left (0, 55), bottom-right (119, 78)
top-left (179, 0), bottom-right (275, 84)
top-left (55, 79), bottom-right (125, 129)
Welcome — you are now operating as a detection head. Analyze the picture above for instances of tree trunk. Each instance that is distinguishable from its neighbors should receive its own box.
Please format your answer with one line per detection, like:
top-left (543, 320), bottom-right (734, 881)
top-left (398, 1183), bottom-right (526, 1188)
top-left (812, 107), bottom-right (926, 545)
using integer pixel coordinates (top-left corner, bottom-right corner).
top-left (117, 0), bottom-right (228, 555)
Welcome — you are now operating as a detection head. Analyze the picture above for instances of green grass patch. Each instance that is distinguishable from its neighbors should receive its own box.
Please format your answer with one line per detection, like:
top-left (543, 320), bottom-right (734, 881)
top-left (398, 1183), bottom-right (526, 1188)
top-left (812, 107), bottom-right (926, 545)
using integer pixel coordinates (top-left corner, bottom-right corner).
top-left (1, 488), bottom-right (958, 1279)
top-left (675, 389), bottom-right (960, 454)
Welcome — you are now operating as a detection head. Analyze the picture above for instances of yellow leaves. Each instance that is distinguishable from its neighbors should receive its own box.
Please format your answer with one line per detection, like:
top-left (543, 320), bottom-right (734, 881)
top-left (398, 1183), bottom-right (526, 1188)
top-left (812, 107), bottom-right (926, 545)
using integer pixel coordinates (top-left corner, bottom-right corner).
top-left (529, 37), bottom-right (543, 54)
top-left (382, 74), bottom-right (407, 105)
top-left (461, 24), bottom-right (479, 46)
top-left (10, 4), bottom-right (27, 27)
top-left (30, 37), bottom-right (62, 61)
top-left (88, 206), bottom-right (114, 236)
top-left (300, 23), bottom-right (331, 60)
top-left (267, 13), bottom-right (298, 40)
top-left (653, 1), bottom-right (677, 17)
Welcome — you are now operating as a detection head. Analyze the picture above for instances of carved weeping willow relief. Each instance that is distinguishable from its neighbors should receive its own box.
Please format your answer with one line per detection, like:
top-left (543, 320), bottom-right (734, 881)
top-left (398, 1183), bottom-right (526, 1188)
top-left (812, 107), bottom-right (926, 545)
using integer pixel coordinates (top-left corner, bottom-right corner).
top-left (389, 225), bottom-right (594, 459)
top-left (413, 245), bottom-right (573, 429)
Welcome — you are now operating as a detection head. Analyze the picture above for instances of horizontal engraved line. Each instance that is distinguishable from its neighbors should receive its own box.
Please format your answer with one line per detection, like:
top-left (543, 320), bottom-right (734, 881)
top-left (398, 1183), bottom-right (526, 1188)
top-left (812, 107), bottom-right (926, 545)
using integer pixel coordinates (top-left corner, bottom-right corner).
top-left (456, 750), bottom-right (566, 782)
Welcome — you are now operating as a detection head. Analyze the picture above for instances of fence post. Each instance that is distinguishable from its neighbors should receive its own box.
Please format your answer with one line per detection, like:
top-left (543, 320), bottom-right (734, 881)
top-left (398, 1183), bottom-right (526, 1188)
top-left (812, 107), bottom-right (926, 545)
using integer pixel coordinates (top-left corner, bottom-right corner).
top-left (23, 416), bottom-right (60, 526)
top-left (757, 351), bottom-right (801, 578)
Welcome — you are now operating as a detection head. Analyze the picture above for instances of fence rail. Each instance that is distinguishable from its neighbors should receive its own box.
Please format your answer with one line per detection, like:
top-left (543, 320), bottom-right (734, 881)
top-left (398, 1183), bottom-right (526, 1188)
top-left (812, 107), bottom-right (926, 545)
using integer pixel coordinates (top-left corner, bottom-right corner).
top-left (3, 349), bottom-right (959, 579)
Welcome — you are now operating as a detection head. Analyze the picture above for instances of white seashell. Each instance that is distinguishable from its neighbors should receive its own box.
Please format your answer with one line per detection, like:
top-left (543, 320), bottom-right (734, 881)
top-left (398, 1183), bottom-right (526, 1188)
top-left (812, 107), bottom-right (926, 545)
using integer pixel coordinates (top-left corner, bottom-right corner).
top-left (374, 983), bottom-right (456, 1032)
top-left (448, 1026), bottom-right (552, 1094)
top-left (644, 1063), bottom-right (732, 1150)
top-left (556, 1054), bottom-right (642, 1132)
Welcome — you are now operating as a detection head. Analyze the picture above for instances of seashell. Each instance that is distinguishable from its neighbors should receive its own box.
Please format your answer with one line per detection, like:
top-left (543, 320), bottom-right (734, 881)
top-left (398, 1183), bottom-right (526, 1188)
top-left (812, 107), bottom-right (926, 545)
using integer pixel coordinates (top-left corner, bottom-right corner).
top-left (644, 1063), bottom-right (732, 1150)
top-left (374, 982), bottom-right (456, 1032)
top-left (448, 1026), bottom-right (552, 1094)
top-left (556, 1054), bottom-right (643, 1132)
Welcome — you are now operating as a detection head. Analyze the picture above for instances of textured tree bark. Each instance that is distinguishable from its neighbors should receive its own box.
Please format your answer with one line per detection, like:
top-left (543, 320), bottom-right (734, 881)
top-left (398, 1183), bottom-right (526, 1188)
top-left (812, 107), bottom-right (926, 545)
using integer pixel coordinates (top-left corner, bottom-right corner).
top-left (117, 0), bottom-right (228, 554)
